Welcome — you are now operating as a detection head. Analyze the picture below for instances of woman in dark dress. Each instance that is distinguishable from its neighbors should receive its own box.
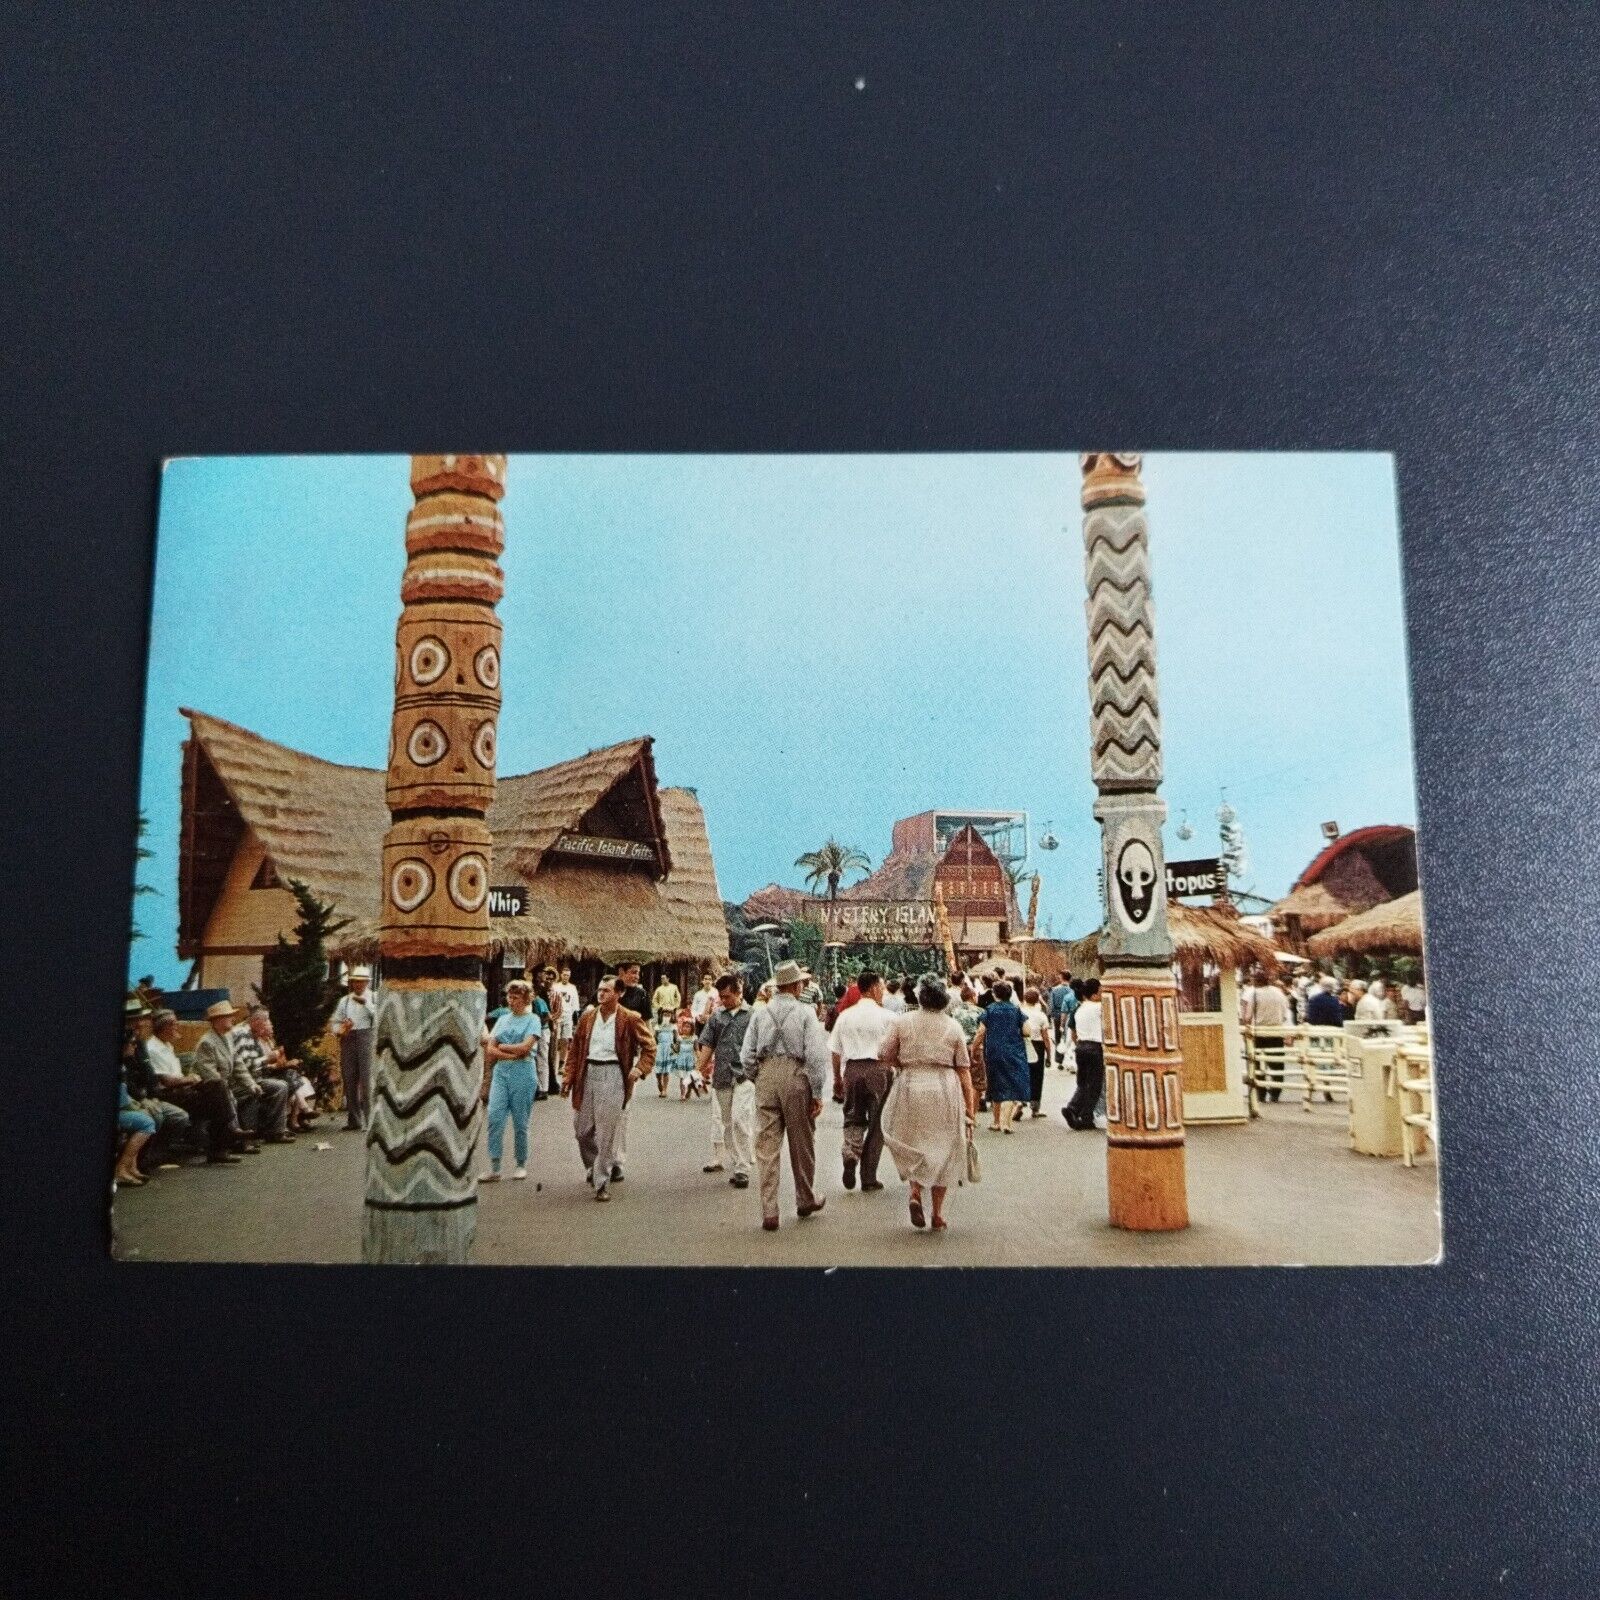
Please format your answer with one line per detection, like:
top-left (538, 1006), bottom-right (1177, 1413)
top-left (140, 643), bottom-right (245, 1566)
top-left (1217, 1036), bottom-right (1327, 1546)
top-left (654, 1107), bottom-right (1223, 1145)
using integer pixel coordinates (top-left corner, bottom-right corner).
top-left (972, 980), bottom-right (1030, 1133)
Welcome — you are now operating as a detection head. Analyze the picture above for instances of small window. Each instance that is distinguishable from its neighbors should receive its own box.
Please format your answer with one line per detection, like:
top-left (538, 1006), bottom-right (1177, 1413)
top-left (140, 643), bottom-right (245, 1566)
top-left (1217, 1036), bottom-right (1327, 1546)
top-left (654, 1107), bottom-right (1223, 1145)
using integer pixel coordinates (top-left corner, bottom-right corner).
top-left (250, 856), bottom-right (281, 890)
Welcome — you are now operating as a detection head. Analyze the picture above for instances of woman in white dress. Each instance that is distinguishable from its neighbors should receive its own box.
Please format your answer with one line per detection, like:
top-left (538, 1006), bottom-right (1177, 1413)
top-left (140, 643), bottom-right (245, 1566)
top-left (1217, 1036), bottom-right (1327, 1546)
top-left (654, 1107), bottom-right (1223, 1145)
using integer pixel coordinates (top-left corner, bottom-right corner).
top-left (879, 976), bottom-right (976, 1231)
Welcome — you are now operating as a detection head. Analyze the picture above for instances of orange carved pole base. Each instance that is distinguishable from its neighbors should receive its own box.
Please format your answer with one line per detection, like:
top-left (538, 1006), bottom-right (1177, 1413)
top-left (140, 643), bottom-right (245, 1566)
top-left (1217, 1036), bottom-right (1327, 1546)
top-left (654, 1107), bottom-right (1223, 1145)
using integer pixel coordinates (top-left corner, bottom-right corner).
top-left (1101, 967), bottom-right (1190, 1231)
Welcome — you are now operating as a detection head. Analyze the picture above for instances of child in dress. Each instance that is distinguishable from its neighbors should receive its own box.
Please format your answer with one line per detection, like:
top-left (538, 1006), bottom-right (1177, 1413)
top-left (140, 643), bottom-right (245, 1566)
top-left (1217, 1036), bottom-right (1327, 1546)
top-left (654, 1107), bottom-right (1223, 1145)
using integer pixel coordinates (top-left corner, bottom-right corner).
top-left (654, 1018), bottom-right (677, 1097)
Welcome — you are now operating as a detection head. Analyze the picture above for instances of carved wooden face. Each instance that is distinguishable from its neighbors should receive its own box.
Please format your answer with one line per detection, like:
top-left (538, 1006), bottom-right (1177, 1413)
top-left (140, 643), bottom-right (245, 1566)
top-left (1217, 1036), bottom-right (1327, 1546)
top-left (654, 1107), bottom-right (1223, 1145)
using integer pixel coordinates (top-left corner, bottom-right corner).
top-left (388, 603), bottom-right (500, 813)
top-left (380, 817), bottom-right (494, 958)
top-left (386, 702), bottom-right (497, 813)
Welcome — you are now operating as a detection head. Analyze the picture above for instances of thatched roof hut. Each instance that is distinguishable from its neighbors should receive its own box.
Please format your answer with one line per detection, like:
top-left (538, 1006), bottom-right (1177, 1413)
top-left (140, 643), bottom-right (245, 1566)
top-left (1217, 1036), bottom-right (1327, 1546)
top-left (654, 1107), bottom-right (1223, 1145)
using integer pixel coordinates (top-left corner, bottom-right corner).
top-left (1306, 889), bottom-right (1424, 959)
top-left (1059, 903), bottom-right (1280, 976)
top-left (1270, 824), bottom-right (1418, 943)
top-left (178, 709), bottom-right (728, 980)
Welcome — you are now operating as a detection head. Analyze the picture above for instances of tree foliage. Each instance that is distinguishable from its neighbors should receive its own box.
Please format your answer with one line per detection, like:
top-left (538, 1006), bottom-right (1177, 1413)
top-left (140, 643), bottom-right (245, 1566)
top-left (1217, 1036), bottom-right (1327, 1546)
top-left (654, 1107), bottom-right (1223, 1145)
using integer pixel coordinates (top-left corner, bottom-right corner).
top-left (255, 879), bottom-right (349, 1096)
top-left (130, 810), bottom-right (157, 943)
top-left (794, 839), bottom-right (871, 901)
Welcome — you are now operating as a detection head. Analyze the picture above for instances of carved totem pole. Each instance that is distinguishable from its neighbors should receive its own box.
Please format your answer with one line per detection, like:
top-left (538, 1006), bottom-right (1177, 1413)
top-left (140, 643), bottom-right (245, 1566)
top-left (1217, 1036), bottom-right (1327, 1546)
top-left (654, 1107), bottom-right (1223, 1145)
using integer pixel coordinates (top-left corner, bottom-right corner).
top-left (1081, 453), bottom-right (1190, 1231)
top-left (363, 454), bottom-right (507, 1264)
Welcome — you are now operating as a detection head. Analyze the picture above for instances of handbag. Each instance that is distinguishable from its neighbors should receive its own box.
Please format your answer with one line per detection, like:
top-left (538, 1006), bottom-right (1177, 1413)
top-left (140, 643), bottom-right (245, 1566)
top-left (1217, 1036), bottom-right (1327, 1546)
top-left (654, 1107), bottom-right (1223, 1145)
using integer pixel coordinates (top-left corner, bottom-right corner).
top-left (964, 1113), bottom-right (982, 1184)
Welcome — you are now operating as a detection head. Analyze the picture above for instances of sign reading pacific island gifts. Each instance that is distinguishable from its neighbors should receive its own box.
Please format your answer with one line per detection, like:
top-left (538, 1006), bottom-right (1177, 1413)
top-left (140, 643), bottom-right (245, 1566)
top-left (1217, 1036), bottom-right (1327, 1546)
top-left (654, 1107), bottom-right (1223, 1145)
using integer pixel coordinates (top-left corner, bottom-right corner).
top-left (818, 899), bottom-right (939, 946)
top-left (549, 831), bottom-right (657, 865)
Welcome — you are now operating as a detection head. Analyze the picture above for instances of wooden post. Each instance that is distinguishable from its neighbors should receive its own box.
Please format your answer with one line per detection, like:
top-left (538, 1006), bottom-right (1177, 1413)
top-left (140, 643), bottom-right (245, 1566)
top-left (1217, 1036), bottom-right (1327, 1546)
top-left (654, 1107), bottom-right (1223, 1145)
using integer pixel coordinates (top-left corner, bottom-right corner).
top-left (362, 454), bottom-right (507, 1264)
top-left (1026, 871), bottom-right (1041, 936)
top-left (1082, 453), bottom-right (1190, 1230)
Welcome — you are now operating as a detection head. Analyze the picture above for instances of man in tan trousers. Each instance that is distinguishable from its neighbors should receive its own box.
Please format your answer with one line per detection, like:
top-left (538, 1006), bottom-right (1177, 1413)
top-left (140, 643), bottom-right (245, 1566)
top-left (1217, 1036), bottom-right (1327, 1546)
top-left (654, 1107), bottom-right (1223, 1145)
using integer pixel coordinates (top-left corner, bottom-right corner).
top-left (564, 977), bottom-right (655, 1202)
top-left (739, 959), bottom-right (831, 1231)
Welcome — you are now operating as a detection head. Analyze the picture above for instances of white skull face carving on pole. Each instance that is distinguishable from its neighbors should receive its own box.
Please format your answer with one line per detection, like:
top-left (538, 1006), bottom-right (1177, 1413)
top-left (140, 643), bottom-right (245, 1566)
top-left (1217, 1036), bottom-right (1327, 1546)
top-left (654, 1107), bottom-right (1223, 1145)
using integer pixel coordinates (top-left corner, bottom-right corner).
top-left (1117, 837), bottom-right (1157, 925)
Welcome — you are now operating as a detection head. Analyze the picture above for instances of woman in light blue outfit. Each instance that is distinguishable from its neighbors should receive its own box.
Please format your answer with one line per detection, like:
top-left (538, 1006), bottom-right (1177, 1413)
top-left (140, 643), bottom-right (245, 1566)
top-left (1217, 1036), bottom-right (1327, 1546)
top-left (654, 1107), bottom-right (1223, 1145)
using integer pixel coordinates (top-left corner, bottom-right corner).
top-left (481, 980), bottom-right (542, 1181)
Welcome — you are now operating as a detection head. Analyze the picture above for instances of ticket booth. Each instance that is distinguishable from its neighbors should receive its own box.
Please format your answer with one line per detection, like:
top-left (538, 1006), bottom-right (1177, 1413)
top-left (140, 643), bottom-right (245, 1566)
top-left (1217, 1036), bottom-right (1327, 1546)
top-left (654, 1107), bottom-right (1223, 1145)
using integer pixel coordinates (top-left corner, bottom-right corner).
top-left (1175, 963), bottom-right (1250, 1123)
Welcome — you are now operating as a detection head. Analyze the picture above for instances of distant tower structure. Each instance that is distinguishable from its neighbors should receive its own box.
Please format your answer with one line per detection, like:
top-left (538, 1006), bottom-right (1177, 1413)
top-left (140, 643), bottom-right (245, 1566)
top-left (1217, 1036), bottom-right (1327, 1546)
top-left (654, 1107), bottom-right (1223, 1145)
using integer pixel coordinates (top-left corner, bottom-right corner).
top-left (363, 453), bottom-right (507, 1264)
top-left (1081, 452), bottom-right (1189, 1232)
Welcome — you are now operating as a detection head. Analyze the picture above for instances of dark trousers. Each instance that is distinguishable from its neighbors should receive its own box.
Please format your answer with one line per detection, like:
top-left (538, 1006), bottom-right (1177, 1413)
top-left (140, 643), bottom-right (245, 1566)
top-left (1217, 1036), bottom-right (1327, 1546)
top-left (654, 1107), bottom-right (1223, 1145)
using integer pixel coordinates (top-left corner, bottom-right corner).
top-left (237, 1079), bottom-right (289, 1137)
top-left (842, 1060), bottom-right (891, 1184)
top-left (341, 1029), bottom-right (374, 1127)
top-left (158, 1078), bottom-right (240, 1152)
top-left (1065, 1042), bottom-right (1105, 1128)
top-left (1255, 1033), bottom-right (1285, 1102)
top-left (1029, 1049), bottom-right (1046, 1110)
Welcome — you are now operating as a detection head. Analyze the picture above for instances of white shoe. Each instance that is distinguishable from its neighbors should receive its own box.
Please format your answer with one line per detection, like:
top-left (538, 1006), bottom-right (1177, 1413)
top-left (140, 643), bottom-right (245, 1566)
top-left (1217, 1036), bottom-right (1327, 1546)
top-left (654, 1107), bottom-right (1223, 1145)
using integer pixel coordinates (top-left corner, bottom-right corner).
top-left (480, 1170), bottom-right (501, 1183)
top-left (512, 1167), bottom-right (528, 1181)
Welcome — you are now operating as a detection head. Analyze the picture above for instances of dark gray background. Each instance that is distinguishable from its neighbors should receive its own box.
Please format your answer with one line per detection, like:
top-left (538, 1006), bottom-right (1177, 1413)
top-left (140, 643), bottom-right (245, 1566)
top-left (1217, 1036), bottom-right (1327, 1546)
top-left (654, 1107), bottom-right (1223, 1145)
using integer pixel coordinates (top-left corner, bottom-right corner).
top-left (4, 4), bottom-right (1598, 1594)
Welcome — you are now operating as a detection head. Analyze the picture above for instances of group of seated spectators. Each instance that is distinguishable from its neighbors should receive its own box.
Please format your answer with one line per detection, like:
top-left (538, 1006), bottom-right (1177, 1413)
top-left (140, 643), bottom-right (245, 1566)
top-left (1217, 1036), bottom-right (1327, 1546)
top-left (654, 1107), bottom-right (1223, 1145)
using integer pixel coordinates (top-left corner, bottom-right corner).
top-left (115, 991), bottom-right (321, 1188)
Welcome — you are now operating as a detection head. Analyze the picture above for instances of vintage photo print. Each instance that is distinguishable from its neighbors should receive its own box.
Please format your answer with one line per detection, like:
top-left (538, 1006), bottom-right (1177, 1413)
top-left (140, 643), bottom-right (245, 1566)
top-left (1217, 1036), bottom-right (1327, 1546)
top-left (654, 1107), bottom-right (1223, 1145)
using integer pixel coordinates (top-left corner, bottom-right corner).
top-left (114, 452), bottom-right (1438, 1266)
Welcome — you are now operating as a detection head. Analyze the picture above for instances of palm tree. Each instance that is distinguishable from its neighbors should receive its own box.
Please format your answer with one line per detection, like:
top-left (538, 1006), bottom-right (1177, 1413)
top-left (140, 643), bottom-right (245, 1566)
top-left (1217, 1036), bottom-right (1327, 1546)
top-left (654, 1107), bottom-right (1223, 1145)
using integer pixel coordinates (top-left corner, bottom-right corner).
top-left (794, 839), bottom-right (871, 901)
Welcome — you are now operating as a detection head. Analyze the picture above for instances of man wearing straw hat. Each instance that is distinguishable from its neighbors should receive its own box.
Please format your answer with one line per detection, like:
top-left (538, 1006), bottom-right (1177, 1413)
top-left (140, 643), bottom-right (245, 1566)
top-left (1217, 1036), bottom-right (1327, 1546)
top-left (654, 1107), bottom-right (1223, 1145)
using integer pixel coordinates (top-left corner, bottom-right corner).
top-left (739, 958), bottom-right (830, 1231)
top-left (190, 999), bottom-right (287, 1148)
top-left (331, 966), bottom-right (377, 1132)
top-left (145, 1006), bottom-right (248, 1163)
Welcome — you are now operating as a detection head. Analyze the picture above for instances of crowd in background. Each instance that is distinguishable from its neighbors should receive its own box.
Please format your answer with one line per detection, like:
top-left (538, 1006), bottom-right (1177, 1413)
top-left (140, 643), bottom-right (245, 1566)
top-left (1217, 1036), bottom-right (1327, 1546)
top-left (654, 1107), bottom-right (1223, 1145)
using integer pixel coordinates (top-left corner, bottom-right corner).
top-left (114, 954), bottom-right (1427, 1202)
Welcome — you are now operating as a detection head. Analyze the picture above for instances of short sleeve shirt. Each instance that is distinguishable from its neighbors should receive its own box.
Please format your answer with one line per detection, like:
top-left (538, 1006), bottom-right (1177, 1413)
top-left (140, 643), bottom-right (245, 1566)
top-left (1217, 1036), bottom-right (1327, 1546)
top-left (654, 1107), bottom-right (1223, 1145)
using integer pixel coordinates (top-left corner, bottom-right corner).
top-left (698, 1004), bottom-right (754, 1089)
top-left (491, 1011), bottom-right (541, 1055)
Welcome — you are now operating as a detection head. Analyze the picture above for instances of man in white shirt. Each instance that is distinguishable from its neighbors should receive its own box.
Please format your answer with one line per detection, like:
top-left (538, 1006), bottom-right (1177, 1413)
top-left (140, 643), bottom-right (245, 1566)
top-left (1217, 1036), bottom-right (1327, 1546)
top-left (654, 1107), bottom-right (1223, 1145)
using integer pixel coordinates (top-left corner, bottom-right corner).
top-left (1241, 972), bottom-right (1292, 1102)
top-left (882, 977), bottom-right (908, 1015)
top-left (828, 967), bottom-right (897, 1193)
top-left (551, 966), bottom-right (581, 1093)
top-left (331, 966), bottom-right (377, 1131)
top-left (689, 973), bottom-right (717, 1029)
top-left (1400, 980), bottom-right (1427, 1024)
top-left (1063, 979), bottom-right (1106, 1129)
top-left (565, 977), bottom-right (655, 1201)
top-left (1355, 980), bottom-right (1390, 1022)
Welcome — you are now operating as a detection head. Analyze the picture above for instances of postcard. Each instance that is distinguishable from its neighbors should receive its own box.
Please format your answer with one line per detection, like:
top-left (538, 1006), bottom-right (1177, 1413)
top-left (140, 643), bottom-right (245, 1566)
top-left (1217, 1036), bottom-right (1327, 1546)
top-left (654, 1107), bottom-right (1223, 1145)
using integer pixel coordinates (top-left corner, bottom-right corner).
top-left (114, 452), bottom-right (1438, 1265)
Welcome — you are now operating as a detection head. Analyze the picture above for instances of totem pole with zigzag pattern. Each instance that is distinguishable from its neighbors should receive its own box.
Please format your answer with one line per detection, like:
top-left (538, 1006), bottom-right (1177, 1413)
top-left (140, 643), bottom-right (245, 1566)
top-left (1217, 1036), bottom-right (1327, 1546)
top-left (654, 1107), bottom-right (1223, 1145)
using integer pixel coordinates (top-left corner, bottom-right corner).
top-left (362, 454), bottom-right (507, 1263)
top-left (1082, 453), bottom-right (1190, 1231)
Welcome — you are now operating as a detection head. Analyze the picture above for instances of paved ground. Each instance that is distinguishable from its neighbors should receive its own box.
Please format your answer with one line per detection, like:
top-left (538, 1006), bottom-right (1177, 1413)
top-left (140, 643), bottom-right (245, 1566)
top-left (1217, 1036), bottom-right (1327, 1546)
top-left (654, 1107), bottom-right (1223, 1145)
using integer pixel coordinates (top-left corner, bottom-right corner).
top-left (112, 1064), bottom-right (1441, 1267)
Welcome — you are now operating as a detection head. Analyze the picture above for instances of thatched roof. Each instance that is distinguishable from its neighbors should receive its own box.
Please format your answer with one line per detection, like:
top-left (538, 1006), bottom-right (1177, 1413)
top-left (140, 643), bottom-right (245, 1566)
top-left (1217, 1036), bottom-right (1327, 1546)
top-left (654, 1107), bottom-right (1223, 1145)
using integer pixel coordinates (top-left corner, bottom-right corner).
top-left (1061, 903), bottom-right (1280, 975)
top-left (1271, 824), bottom-right (1418, 938)
top-left (1269, 881), bottom-right (1362, 935)
top-left (179, 709), bottom-right (727, 966)
top-left (1306, 889), bottom-right (1424, 958)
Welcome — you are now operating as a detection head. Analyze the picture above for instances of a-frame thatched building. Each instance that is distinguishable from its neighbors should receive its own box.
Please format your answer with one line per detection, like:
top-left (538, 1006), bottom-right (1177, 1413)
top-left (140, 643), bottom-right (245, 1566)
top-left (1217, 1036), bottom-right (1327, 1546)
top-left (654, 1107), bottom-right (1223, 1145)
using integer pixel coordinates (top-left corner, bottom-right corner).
top-left (177, 709), bottom-right (729, 1003)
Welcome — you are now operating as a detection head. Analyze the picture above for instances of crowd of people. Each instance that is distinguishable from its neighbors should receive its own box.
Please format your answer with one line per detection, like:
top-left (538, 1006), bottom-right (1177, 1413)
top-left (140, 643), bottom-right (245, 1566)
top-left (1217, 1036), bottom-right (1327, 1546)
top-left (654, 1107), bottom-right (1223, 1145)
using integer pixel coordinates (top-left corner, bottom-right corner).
top-left (464, 955), bottom-right (1119, 1234)
top-left (116, 988), bottom-right (320, 1189)
top-left (116, 952), bottom-right (1426, 1220)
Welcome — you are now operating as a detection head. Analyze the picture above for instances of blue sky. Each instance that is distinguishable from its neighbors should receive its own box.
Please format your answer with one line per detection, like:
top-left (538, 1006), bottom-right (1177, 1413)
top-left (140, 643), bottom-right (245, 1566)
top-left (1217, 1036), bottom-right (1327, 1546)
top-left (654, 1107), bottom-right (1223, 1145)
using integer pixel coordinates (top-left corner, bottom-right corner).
top-left (132, 452), bottom-right (1414, 984)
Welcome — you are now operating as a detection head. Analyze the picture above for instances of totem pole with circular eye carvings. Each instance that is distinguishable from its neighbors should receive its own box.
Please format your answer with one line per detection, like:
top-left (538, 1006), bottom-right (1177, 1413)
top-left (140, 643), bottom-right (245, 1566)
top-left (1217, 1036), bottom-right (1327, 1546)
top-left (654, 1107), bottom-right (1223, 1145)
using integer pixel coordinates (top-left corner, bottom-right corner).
top-left (362, 453), bottom-right (506, 1264)
top-left (1081, 453), bottom-right (1190, 1231)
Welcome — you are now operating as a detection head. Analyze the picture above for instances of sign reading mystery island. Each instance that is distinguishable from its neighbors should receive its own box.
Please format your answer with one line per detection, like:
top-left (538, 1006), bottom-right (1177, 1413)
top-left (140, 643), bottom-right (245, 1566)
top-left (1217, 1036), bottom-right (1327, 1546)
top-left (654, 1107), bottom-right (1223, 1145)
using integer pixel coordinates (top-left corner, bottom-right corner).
top-left (817, 898), bottom-right (939, 946)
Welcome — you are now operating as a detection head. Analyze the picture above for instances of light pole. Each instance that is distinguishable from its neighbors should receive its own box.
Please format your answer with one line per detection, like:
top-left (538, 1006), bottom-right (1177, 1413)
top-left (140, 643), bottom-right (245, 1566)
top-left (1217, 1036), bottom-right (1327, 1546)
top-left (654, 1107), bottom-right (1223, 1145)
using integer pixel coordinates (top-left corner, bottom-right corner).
top-left (748, 922), bottom-right (782, 980)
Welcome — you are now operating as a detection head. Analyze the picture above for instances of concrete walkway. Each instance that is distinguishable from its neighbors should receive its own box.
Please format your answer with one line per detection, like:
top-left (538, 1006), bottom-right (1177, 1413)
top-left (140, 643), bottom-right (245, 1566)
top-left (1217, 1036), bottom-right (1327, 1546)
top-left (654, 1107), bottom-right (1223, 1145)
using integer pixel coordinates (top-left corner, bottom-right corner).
top-left (112, 1064), bottom-right (1441, 1267)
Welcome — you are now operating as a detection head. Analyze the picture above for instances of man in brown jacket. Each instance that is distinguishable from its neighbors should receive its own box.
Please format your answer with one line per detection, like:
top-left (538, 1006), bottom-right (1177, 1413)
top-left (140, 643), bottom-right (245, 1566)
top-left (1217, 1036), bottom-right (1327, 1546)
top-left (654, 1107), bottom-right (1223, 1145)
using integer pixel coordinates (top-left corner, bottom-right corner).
top-left (564, 976), bottom-right (656, 1201)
